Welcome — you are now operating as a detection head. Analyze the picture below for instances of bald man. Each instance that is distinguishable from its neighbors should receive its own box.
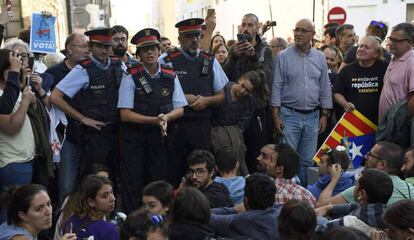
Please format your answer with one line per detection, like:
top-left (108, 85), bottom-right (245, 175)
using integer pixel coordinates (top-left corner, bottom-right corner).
top-left (269, 37), bottom-right (288, 57)
top-left (271, 19), bottom-right (332, 186)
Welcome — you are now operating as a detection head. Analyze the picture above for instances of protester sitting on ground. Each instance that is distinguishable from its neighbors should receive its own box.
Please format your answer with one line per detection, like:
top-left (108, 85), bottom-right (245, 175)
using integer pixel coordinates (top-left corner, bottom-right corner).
top-left (319, 142), bottom-right (414, 206)
top-left (209, 173), bottom-right (281, 240)
top-left (259, 143), bottom-right (316, 207)
top-left (402, 147), bottom-right (414, 185)
top-left (0, 184), bottom-right (76, 240)
top-left (183, 150), bottom-right (232, 208)
top-left (61, 175), bottom-right (119, 240)
top-left (213, 147), bottom-right (246, 205)
top-left (307, 146), bottom-right (355, 203)
top-left (278, 199), bottom-right (316, 240)
top-left (370, 199), bottom-right (414, 240)
top-left (54, 164), bottom-right (115, 240)
top-left (120, 208), bottom-right (168, 240)
top-left (211, 70), bottom-right (268, 176)
top-left (212, 43), bottom-right (229, 65)
top-left (168, 187), bottom-right (215, 240)
top-left (142, 180), bottom-right (173, 216)
top-left (321, 226), bottom-right (370, 240)
top-left (315, 168), bottom-right (393, 236)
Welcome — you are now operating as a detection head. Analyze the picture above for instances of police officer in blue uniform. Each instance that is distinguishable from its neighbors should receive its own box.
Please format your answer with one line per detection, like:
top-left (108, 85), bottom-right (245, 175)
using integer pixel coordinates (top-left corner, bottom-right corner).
top-left (159, 18), bottom-right (228, 187)
top-left (118, 28), bottom-right (187, 213)
top-left (50, 28), bottom-right (125, 180)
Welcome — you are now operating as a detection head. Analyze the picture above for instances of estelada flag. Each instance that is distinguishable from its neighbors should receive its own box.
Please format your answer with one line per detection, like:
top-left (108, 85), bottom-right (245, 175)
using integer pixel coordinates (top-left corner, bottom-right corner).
top-left (313, 110), bottom-right (377, 169)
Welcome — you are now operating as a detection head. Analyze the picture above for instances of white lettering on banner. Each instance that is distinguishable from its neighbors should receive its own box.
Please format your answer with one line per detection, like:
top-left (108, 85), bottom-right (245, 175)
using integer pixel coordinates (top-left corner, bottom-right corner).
top-left (33, 42), bottom-right (55, 49)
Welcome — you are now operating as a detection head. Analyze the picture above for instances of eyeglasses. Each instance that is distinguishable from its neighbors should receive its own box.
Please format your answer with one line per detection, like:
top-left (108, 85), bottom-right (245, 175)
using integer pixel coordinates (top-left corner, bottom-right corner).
top-left (17, 52), bottom-right (29, 58)
top-left (113, 37), bottom-right (127, 43)
top-left (187, 168), bottom-right (208, 177)
top-left (293, 28), bottom-right (313, 34)
top-left (365, 151), bottom-right (382, 161)
top-left (70, 44), bottom-right (88, 49)
top-left (370, 20), bottom-right (385, 29)
top-left (387, 37), bottom-right (410, 43)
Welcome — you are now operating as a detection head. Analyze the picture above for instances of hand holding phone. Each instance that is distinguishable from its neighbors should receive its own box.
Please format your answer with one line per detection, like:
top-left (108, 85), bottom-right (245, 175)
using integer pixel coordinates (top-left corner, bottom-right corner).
top-left (237, 33), bottom-right (247, 42)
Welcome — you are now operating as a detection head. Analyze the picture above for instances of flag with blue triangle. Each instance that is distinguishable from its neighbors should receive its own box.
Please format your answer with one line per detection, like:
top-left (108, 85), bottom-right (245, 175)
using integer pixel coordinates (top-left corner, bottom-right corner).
top-left (314, 110), bottom-right (377, 168)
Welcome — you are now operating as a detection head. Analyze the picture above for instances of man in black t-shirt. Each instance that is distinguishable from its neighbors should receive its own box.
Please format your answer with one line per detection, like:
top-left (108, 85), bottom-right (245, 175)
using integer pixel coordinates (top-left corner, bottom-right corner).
top-left (333, 36), bottom-right (389, 125)
top-left (184, 150), bottom-right (232, 208)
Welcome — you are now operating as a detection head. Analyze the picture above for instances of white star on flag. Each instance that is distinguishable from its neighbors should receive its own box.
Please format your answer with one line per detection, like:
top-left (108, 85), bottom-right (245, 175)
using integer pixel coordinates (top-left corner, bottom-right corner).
top-left (349, 142), bottom-right (363, 160)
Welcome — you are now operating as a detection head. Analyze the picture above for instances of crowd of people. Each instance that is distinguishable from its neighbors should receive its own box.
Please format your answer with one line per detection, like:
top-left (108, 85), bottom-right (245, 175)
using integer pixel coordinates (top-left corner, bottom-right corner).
top-left (0, 4), bottom-right (414, 240)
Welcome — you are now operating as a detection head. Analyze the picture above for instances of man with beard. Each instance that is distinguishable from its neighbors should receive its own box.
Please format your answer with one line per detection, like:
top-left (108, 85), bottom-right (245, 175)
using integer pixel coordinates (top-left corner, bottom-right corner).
top-left (50, 28), bottom-right (125, 183)
top-left (402, 147), bottom-right (414, 185)
top-left (159, 18), bottom-right (228, 187)
top-left (184, 149), bottom-right (232, 208)
top-left (223, 13), bottom-right (273, 174)
top-left (45, 33), bottom-right (90, 203)
top-left (112, 25), bottom-right (139, 68)
top-left (117, 28), bottom-right (187, 213)
top-left (318, 142), bottom-right (414, 206)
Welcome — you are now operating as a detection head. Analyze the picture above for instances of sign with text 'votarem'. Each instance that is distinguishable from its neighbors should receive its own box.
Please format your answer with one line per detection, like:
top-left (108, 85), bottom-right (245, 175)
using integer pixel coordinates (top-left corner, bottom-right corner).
top-left (29, 13), bottom-right (56, 53)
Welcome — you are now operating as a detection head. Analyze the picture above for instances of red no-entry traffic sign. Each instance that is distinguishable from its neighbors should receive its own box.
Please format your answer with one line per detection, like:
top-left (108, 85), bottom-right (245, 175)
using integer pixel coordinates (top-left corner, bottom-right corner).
top-left (328, 7), bottom-right (347, 25)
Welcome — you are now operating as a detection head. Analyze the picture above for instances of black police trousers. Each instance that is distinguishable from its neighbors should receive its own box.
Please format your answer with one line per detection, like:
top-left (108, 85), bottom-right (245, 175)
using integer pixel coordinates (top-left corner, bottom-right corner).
top-left (79, 124), bottom-right (120, 181)
top-left (120, 124), bottom-right (168, 214)
top-left (167, 117), bottom-right (212, 187)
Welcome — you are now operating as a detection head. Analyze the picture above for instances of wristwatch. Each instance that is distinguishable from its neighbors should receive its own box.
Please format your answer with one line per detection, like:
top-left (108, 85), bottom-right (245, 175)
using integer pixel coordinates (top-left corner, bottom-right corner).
top-left (321, 111), bottom-right (330, 118)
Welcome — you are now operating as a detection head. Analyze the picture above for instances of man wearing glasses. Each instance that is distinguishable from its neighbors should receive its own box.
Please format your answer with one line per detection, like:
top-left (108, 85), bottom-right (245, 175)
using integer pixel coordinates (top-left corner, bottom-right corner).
top-left (271, 19), bottom-right (332, 186)
top-left (184, 150), bottom-right (232, 208)
top-left (379, 22), bottom-right (414, 121)
top-left (112, 25), bottom-right (139, 68)
top-left (318, 141), bottom-right (414, 207)
top-left (45, 32), bottom-right (90, 204)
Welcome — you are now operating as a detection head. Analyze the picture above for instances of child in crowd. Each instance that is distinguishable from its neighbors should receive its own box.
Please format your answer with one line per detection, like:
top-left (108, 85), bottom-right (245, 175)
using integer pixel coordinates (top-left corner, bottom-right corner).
top-left (308, 146), bottom-right (355, 201)
top-left (142, 180), bottom-right (173, 216)
top-left (213, 147), bottom-right (245, 205)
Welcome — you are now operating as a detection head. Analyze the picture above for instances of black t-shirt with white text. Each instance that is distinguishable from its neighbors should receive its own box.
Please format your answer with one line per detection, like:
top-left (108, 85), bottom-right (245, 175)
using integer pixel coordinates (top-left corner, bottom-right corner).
top-left (333, 60), bottom-right (388, 124)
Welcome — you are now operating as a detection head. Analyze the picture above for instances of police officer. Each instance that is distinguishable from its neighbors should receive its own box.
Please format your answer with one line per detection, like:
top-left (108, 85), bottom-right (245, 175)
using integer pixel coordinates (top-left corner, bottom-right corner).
top-left (118, 28), bottom-right (187, 213)
top-left (159, 18), bottom-right (228, 187)
top-left (50, 28), bottom-right (124, 180)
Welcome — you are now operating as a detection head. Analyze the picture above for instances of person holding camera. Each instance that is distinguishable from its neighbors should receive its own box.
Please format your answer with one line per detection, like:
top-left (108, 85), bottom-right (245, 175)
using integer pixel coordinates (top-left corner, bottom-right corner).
top-left (223, 13), bottom-right (273, 174)
top-left (0, 49), bottom-right (36, 207)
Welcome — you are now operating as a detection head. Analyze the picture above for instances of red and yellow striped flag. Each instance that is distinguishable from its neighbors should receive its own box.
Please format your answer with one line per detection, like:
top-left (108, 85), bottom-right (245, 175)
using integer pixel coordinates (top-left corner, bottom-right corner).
top-left (314, 110), bottom-right (377, 163)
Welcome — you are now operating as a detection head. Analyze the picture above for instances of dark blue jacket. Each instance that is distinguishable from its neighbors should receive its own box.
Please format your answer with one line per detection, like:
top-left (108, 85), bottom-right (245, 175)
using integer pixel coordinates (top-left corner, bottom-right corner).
top-left (209, 204), bottom-right (283, 239)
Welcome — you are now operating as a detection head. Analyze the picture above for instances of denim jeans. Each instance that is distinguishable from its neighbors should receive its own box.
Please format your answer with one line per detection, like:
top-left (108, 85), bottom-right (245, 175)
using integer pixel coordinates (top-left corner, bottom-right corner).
top-left (0, 160), bottom-right (33, 223)
top-left (280, 106), bottom-right (319, 186)
top-left (58, 140), bottom-right (80, 204)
